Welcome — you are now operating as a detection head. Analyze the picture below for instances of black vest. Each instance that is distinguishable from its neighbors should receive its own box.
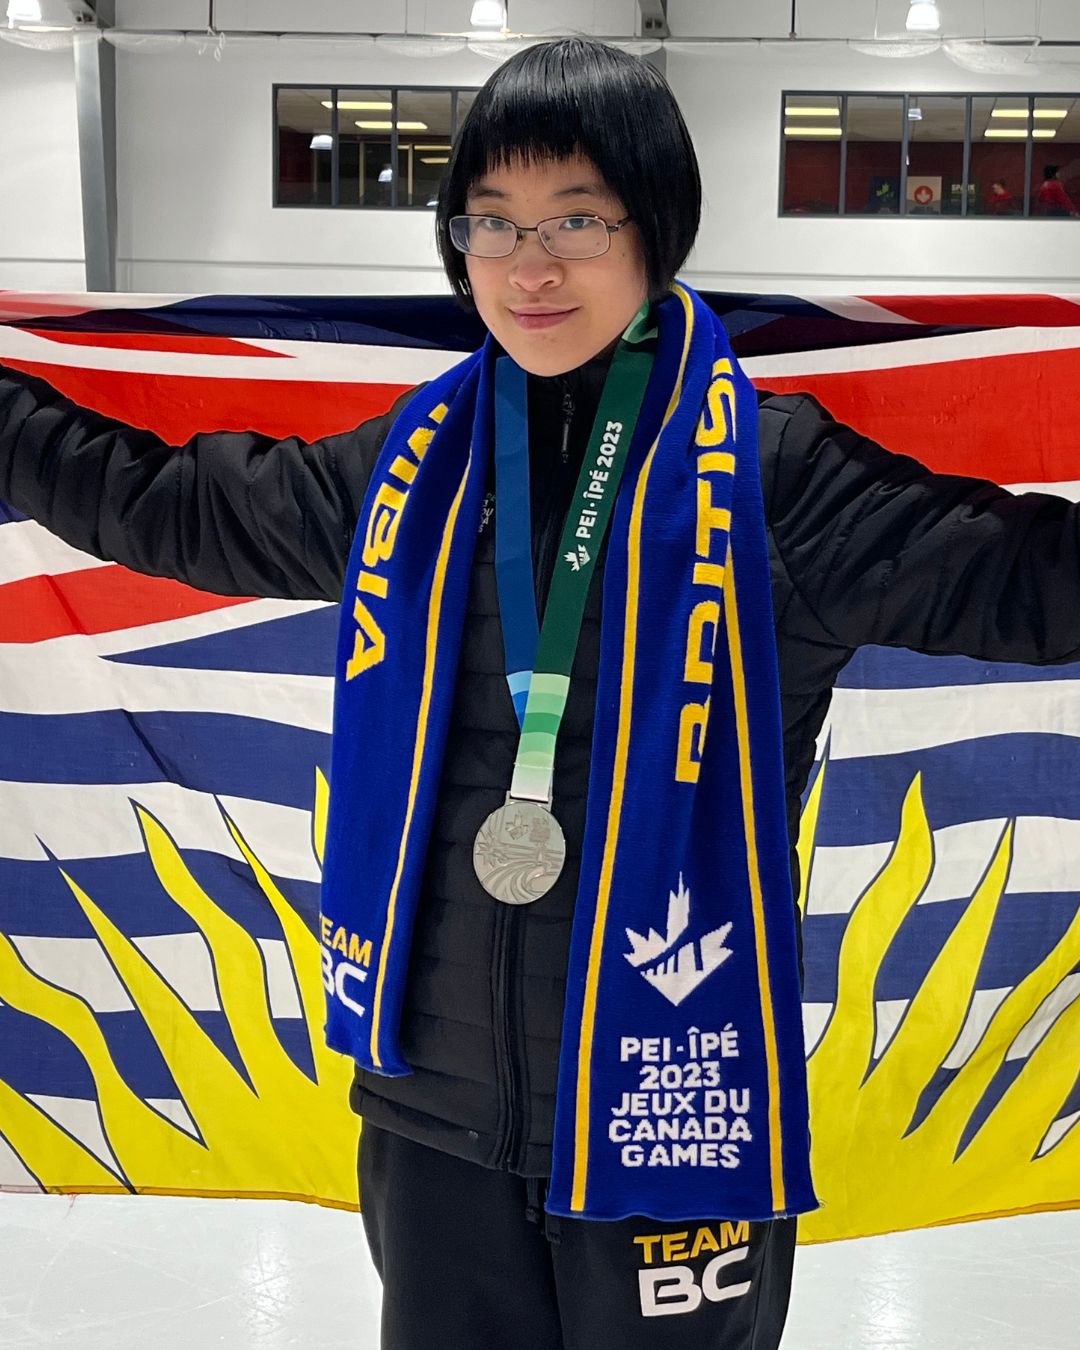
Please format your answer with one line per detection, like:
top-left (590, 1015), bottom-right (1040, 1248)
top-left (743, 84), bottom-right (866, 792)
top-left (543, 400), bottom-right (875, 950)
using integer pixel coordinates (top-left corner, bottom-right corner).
top-left (349, 353), bottom-right (617, 1175)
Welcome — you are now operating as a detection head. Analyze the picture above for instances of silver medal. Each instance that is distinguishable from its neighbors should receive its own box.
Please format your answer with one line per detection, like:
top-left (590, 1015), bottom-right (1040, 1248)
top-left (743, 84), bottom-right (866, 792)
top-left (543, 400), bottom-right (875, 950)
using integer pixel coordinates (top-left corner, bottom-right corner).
top-left (473, 792), bottom-right (566, 904)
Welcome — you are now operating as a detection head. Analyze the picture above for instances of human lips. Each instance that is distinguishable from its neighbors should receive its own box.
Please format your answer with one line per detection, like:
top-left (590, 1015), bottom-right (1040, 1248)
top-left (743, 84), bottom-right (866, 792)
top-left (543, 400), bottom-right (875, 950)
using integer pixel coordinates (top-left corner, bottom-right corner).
top-left (509, 306), bottom-right (579, 330)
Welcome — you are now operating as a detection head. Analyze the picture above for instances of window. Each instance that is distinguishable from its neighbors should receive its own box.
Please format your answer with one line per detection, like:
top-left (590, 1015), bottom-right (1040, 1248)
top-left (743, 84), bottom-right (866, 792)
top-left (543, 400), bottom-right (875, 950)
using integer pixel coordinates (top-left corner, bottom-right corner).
top-left (781, 92), bottom-right (1080, 218)
top-left (276, 88), bottom-right (333, 207)
top-left (781, 94), bottom-right (841, 214)
top-left (845, 95), bottom-right (904, 215)
top-left (274, 85), bottom-right (473, 209)
top-left (907, 95), bottom-right (967, 215)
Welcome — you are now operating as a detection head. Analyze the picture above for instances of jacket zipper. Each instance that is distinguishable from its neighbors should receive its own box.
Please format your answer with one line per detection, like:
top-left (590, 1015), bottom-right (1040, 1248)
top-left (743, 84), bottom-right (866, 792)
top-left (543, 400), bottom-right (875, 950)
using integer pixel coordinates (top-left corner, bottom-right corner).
top-left (492, 385), bottom-right (575, 1172)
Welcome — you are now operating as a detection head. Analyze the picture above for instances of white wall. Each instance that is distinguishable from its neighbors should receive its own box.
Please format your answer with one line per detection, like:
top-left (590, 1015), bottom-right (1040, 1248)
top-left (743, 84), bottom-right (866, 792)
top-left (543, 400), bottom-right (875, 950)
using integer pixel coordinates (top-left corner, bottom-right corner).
top-left (673, 43), bottom-right (1080, 295)
top-left (0, 40), bottom-right (85, 290)
top-left (113, 40), bottom-right (495, 294)
top-left (110, 0), bottom-right (640, 293)
top-left (4, 1), bottom-right (1080, 297)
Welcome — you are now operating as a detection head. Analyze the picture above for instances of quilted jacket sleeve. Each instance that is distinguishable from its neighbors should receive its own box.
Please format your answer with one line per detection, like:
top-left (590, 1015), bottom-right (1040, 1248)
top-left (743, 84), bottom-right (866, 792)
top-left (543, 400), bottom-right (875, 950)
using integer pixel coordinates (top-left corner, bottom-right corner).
top-left (759, 390), bottom-right (1080, 665)
top-left (0, 363), bottom-right (424, 603)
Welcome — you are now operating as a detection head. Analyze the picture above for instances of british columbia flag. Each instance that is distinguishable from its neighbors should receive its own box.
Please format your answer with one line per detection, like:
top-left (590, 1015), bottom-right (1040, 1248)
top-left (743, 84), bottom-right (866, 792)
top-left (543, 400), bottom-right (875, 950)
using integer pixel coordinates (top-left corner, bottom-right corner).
top-left (0, 287), bottom-right (1077, 1240)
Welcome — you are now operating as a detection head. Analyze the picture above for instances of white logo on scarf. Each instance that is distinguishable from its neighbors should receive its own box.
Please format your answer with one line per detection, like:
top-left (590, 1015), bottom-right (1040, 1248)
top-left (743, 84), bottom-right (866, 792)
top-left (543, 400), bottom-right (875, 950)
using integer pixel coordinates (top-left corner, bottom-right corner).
top-left (564, 543), bottom-right (591, 571)
top-left (623, 873), bottom-right (733, 1006)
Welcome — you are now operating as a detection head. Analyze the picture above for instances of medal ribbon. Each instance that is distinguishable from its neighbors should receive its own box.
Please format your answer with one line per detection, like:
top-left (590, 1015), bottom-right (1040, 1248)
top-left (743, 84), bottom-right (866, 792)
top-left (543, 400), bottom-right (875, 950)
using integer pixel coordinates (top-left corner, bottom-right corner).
top-left (493, 302), bottom-right (657, 806)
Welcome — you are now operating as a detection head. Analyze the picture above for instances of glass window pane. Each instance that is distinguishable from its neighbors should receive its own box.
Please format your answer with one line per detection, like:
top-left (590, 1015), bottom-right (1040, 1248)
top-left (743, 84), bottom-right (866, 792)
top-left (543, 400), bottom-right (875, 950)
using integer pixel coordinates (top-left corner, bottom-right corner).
top-left (845, 95), bottom-right (903, 214)
top-left (455, 89), bottom-right (478, 138)
top-left (781, 93), bottom-right (841, 214)
top-left (907, 95), bottom-right (966, 215)
top-left (398, 90), bottom-right (453, 208)
top-left (276, 88), bottom-right (332, 206)
top-left (337, 89), bottom-right (394, 207)
top-left (1031, 95), bottom-right (1080, 216)
top-left (970, 96), bottom-right (1028, 215)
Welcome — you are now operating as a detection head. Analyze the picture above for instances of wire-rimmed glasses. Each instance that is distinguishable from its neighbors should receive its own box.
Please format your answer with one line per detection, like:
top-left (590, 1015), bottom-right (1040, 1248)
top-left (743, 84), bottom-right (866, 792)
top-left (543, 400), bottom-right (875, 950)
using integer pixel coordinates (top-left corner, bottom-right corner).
top-left (448, 213), bottom-right (632, 260)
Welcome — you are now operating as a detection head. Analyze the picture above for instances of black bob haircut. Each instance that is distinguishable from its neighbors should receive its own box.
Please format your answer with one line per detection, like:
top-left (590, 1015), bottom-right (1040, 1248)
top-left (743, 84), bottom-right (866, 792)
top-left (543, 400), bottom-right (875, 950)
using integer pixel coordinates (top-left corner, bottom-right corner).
top-left (435, 37), bottom-right (701, 307)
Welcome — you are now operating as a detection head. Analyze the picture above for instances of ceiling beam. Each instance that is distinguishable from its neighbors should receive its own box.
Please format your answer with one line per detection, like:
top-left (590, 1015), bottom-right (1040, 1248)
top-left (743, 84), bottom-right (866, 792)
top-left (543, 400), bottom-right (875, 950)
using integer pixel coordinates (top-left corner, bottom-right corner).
top-left (74, 0), bottom-right (117, 290)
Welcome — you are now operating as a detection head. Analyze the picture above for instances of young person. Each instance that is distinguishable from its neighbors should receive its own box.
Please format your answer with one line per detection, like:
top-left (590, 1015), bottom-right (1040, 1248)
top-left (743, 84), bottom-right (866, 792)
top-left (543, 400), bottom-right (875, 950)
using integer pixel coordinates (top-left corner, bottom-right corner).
top-left (3, 36), bottom-right (1080, 1350)
top-left (987, 178), bottom-right (1016, 214)
top-left (1035, 163), bottom-right (1078, 216)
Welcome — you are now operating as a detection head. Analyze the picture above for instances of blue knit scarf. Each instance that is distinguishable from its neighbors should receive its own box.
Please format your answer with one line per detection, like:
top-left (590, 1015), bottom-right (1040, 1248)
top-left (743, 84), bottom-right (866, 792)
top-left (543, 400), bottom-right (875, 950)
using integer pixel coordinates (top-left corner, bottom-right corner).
top-left (321, 283), bottom-right (818, 1222)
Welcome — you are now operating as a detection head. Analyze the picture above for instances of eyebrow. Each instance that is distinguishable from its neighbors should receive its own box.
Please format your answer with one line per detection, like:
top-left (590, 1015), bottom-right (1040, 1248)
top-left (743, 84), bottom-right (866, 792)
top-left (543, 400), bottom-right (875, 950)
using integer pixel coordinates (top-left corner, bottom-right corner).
top-left (467, 181), bottom-right (609, 202)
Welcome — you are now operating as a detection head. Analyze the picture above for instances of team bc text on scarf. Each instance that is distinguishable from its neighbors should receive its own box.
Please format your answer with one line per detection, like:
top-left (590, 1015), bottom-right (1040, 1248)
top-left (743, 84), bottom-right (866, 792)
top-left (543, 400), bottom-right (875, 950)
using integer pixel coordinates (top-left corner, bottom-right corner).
top-left (320, 283), bottom-right (819, 1223)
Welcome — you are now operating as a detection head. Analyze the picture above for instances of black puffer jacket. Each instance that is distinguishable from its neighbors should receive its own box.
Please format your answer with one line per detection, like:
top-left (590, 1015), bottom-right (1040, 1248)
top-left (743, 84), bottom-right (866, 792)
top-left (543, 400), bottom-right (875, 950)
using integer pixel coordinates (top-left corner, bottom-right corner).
top-left (3, 352), bottom-right (1080, 1179)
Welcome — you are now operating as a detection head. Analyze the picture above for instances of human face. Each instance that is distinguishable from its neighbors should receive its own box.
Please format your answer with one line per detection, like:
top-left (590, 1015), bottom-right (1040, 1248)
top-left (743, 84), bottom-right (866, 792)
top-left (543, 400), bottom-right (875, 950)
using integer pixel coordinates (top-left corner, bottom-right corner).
top-left (462, 153), bottom-right (649, 377)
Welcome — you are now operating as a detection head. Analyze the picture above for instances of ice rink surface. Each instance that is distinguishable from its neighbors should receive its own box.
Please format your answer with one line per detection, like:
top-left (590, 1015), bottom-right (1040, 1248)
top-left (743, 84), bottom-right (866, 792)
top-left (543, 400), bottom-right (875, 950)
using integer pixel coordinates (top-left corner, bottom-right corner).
top-left (0, 1195), bottom-right (1076, 1348)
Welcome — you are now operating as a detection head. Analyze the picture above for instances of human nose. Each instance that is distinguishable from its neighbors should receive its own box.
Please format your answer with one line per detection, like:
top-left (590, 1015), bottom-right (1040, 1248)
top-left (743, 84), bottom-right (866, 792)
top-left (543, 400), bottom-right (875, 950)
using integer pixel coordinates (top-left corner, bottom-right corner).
top-left (508, 230), bottom-right (563, 290)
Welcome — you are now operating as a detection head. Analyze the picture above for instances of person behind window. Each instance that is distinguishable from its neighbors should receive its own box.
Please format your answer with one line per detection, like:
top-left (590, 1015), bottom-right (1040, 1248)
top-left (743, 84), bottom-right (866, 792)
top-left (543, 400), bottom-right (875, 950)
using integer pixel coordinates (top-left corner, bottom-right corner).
top-left (1035, 164), bottom-right (1078, 217)
top-left (987, 178), bottom-right (1017, 215)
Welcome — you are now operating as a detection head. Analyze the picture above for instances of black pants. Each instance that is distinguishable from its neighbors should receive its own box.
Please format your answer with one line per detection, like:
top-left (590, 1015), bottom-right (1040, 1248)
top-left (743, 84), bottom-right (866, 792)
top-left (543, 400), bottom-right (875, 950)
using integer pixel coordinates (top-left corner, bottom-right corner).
top-left (358, 1120), bottom-right (797, 1350)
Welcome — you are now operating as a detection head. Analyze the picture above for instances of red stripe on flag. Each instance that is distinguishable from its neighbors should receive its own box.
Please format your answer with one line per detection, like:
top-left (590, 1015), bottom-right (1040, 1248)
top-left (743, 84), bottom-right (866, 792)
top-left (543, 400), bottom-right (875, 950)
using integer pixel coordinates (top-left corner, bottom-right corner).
top-left (754, 344), bottom-right (1080, 482)
top-left (0, 566), bottom-right (254, 643)
top-left (0, 298), bottom-right (100, 322)
top-left (21, 329), bottom-right (288, 359)
top-left (861, 294), bottom-right (1080, 328)
top-left (0, 363), bottom-right (414, 444)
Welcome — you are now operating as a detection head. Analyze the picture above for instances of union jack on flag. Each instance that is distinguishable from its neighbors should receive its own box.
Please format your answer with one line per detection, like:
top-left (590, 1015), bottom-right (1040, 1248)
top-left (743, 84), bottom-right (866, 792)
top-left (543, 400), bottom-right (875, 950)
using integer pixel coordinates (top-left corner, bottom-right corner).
top-left (0, 288), bottom-right (1077, 1240)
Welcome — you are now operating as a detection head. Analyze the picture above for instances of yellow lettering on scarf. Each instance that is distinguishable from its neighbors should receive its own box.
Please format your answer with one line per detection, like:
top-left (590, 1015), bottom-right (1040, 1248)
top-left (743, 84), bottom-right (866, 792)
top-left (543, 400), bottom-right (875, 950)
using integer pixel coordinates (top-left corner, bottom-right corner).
top-left (344, 399), bottom-right (448, 682)
top-left (720, 1221), bottom-right (750, 1249)
top-left (696, 480), bottom-right (732, 561)
top-left (697, 358), bottom-right (737, 447)
top-left (345, 582), bottom-right (387, 681)
top-left (684, 600), bottom-right (720, 684)
top-left (674, 360), bottom-right (738, 782)
top-left (676, 698), bottom-right (710, 782)
top-left (362, 482), bottom-right (408, 569)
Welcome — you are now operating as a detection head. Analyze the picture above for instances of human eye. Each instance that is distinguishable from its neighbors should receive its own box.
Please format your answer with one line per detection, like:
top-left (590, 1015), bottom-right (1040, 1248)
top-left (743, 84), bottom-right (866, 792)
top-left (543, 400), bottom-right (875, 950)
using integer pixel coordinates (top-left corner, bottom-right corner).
top-left (477, 215), bottom-right (513, 232)
top-left (559, 215), bottom-right (597, 231)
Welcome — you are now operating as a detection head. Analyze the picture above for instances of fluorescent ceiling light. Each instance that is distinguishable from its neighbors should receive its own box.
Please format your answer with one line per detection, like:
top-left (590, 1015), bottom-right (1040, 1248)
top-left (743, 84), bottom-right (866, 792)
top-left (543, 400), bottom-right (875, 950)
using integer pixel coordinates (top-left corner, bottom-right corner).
top-left (322, 101), bottom-right (392, 111)
top-left (356, 121), bottom-right (429, 131)
top-left (906, 1), bottom-right (941, 32)
top-left (784, 126), bottom-right (842, 137)
top-left (421, 157), bottom-right (449, 164)
top-left (785, 107), bottom-right (840, 117)
top-left (985, 128), bottom-right (1057, 139)
top-left (471, 1), bottom-right (506, 26)
top-left (992, 108), bottom-right (1069, 119)
top-left (415, 144), bottom-right (452, 151)
top-left (309, 134), bottom-right (332, 150)
top-left (6, 0), bottom-right (44, 21)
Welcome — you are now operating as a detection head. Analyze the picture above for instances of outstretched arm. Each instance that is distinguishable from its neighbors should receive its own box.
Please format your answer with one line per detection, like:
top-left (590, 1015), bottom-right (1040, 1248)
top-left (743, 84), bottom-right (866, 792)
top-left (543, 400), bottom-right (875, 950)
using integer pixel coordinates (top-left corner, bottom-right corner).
top-left (0, 364), bottom-right (423, 603)
top-left (761, 391), bottom-right (1080, 665)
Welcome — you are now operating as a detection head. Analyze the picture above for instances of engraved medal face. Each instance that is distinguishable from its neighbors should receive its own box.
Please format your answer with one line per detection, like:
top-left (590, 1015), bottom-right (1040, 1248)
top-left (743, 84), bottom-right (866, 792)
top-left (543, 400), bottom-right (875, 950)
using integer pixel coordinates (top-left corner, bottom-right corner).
top-left (473, 798), bottom-right (566, 904)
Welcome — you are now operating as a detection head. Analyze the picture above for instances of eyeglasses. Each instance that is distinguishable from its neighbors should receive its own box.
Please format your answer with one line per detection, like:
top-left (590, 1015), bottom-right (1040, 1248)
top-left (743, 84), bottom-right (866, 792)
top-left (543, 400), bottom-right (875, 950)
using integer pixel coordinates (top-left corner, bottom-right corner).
top-left (448, 213), bottom-right (633, 260)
